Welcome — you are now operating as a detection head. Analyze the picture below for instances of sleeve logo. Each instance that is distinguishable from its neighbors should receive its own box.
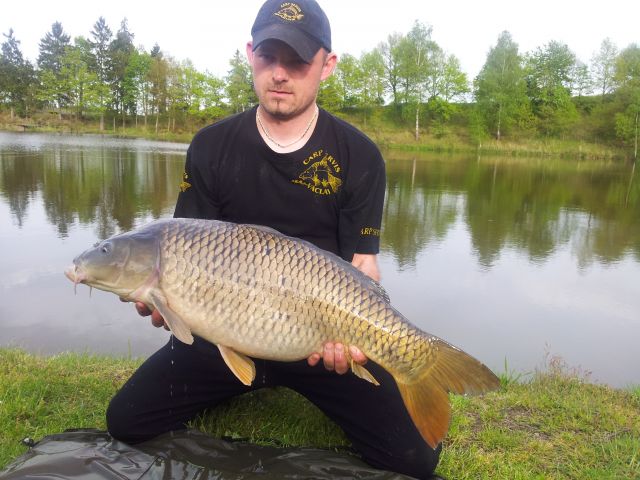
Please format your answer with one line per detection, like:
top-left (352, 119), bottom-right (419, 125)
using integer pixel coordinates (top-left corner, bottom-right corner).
top-left (179, 172), bottom-right (192, 192)
top-left (361, 227), bottom-right (381, 237)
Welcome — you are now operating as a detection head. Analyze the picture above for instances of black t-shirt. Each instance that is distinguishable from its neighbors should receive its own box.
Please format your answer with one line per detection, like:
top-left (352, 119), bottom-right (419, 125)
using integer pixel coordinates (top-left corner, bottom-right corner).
top-left (174, 106), bottom-right (385, 261)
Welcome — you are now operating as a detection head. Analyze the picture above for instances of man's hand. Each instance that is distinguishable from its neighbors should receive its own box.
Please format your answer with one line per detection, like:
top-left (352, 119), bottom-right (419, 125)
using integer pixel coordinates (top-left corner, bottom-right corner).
top-left (120, 298), bottom-right (168, 329)
top-left (307, 343), bottom-right (367, 374)
top-left (351, 253), bottom-right (380, 282)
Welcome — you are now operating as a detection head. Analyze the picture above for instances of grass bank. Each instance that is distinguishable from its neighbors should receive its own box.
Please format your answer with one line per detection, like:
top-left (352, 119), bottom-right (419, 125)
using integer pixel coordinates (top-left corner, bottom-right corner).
top-left (1, 348), bottom-right (638, 479)
top-left (0, 113), bottom-right (195, 144)
top-left (1, 112), bottom-right (631, 161)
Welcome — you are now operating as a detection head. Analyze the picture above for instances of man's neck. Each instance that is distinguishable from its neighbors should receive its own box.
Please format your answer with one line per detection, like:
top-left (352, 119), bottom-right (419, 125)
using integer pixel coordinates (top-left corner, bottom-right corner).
top-left (256, 104), bottom-right (319, 154)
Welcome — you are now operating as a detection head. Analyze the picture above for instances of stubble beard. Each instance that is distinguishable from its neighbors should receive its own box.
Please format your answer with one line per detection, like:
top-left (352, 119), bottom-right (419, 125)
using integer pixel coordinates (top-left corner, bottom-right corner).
top-left (261, 100), bottom-right (292, 120)
top-left (259, 88), bottom-right (315, 122)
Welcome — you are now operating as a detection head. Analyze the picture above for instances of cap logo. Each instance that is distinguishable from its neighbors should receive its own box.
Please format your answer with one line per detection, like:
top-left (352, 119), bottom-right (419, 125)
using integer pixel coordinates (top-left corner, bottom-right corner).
top-left (274, 2), bottom-right (304, 21)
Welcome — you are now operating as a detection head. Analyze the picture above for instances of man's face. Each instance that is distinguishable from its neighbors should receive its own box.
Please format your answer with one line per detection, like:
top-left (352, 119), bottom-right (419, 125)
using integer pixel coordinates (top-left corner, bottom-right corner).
top-left (247, 39), bottom-right (336, 120)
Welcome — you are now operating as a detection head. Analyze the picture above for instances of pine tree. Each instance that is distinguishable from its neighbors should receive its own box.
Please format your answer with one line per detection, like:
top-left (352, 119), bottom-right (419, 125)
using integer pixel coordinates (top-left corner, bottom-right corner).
top-left (89, 17), bottom-right (113, 130)
top-left (109, 18), bottom-right (135, 128)
top-left (1, 29), bottom-right (35, 117)
top-left (38, 22), bottom-right (70, 73)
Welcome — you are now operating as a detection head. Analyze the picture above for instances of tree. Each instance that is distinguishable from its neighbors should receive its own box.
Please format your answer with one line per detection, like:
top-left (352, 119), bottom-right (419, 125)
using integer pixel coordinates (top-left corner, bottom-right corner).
top-left (380, 34), bottom-right (403, 106)
top-left (148, 45), bottom-right (168, 133)
top-left (591, 38), bottom-right (618, 100)
top-left (335, 53), bottom-right (362, 109)
top-left (166, 57), bottom-right (188, 131)
top-left (109, 18), bottom-right (135, 128)
top-left (0, 29), bottom-right (35, 117)
top-left (428, 54), bottom-right (468, 136)
top-left (89, 17), bottom-right (113, 130)
top-left (37, 22), bottom-right (71, 117)
top-left (614, 44), bottom-right (640, 161)
top-left (37, 68), bottom-right (66, 117)
top-left (124, 48), bottom-right (152, 126)
top-left (359, 48), bottom-right (386, 125)
top-left (474, 31), bottom-right (530, 140)
top-left (37, 21), bottom-right (70, 73)
top-left (571, 60), bottom-right (592, 98)
top-left (526, 40), bottom-right (578, 135)
top-left (317, 72), bottom-right (341, 113)
top-left (397, 21), bottom-right (438, 139)
top-left (59, 39), bottom-right (100, 120)
top-left (201, 72), bottom-right (226, 120)
top-left (225, 49), bottom-right (256, 113)
top-left (440, 55), bottom-right (469, 102)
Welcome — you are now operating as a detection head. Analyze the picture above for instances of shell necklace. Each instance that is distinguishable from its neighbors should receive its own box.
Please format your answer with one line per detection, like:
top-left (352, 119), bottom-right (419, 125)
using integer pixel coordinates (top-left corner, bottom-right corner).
top-left (256, 106), bottom-right (318, 149)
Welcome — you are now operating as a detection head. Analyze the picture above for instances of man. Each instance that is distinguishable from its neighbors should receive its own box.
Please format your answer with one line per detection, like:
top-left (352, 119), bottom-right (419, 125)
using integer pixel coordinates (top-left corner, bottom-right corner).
top-left (107, 1), bottom-right (441, 478)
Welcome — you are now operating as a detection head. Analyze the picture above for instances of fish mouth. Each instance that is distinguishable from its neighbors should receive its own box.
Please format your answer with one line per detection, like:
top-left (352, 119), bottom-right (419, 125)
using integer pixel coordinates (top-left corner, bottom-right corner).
top-left (65, 264), bottom-right (88, 294)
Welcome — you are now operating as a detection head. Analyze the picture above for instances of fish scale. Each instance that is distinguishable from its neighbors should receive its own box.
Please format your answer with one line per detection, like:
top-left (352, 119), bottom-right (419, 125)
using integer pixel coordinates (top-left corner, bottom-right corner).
top-left (67, 217), bottom-right (500, 448)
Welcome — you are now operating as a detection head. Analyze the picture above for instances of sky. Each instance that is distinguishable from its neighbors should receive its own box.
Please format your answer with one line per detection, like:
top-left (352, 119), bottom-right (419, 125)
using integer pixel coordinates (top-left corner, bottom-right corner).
top-left (2, 0), bottom-right (638, 81)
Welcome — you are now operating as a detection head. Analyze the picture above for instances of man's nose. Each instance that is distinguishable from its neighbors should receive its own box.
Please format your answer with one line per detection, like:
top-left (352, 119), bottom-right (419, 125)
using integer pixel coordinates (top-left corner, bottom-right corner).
top-left (272, 62), bottom-right (289, 82)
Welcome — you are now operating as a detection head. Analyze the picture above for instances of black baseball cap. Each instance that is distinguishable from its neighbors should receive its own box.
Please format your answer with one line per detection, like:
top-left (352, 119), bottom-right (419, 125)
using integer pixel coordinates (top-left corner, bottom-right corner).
top-left (251, 0), bottom-right (332, 63)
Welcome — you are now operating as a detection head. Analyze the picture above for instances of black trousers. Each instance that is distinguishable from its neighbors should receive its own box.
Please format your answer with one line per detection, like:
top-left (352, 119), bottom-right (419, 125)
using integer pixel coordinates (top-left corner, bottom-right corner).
top-left (107, 336), bottom-right (441, 479)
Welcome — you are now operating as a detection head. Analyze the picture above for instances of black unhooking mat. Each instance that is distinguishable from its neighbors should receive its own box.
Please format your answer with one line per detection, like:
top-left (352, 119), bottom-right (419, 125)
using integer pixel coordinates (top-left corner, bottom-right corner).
top-left (0, 429), bottom-right (414, 479)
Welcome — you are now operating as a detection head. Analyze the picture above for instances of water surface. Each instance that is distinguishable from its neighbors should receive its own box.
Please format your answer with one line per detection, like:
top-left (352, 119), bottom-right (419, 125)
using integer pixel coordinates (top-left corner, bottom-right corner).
top-left (1, 132), bottom-right (638, 387)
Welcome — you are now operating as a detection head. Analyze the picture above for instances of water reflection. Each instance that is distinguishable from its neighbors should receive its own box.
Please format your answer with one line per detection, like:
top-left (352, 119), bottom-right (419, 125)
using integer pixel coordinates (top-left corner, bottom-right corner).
top-left (0, 132), bottom-right (186, 238)
top-left (382, 153), bottom-right (639, 269)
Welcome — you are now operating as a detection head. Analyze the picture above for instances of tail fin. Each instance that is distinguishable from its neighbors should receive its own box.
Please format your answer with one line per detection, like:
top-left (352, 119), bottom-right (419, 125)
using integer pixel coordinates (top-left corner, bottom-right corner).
top-left (396, 340), bottom-right (500, 449)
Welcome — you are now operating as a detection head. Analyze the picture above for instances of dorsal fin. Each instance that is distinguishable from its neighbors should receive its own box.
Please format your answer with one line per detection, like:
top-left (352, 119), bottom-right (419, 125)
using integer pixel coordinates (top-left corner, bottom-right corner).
top-left (369, 278), bottom-right (391, 303)
top-left (242, 223), bottom-right (281, 235)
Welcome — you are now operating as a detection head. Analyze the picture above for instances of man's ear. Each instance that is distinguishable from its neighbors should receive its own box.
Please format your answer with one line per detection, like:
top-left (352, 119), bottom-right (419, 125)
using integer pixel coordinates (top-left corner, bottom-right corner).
top-left (246, 42), bottom-right (254, 63)
top-left (320, 52), bottom-right (337, 81)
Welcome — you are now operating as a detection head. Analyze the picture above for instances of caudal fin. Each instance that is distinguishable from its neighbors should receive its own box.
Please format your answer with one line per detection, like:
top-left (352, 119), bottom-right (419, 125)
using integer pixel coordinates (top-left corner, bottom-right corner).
top-left (396, 340), bottom-right (500, 449)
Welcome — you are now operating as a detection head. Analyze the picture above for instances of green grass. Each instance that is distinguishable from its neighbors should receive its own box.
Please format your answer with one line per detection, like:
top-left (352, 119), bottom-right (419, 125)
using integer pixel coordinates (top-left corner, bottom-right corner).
top-left (1, 347), bottom-right (639, 479)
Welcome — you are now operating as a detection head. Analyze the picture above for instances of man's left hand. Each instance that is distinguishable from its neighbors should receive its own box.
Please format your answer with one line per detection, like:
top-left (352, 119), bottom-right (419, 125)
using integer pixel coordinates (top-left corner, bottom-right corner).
top-left (307, 343), bottom-right (367, 374)
top-left (351, 253), bottom-right (380, 282)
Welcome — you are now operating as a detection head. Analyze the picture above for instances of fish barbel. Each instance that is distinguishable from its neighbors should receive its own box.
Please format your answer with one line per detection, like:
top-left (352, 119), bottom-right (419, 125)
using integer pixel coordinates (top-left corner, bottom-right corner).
top-left (65, 218), bottom-right (500, 448)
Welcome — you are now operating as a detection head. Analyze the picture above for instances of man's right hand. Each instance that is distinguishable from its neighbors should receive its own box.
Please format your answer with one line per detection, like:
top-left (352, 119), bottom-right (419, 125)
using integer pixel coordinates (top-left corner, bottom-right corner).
top-left (137, 302), bottom-right (169, 329)
top-left (120, 298), bottom-right (168, 329)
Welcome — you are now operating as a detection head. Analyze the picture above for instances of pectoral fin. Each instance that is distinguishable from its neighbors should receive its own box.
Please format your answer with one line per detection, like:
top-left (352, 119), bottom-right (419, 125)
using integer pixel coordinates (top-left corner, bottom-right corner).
top-left (351, 360), bottom-right (380, 386)
top-left (346, 346), bottom-right (379, 385)
top-left (149, 290), bottom-right (194, 345)
top-left (218, 345), bottom-right (256, 386)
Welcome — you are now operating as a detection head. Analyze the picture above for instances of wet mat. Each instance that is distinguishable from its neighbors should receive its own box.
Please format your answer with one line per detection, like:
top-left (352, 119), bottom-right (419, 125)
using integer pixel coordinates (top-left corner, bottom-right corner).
top-left (0, 429), bottom-right (413, 479)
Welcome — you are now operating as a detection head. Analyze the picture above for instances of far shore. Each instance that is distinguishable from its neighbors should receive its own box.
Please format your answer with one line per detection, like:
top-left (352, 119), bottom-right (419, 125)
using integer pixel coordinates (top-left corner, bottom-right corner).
top-left (0, 114), bottom-right (632, 162)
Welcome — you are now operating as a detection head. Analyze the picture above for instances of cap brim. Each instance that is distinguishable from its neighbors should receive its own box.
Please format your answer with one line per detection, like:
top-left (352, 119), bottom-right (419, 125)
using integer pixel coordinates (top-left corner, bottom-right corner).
top-left (252, 24), bottom-right (321, 63)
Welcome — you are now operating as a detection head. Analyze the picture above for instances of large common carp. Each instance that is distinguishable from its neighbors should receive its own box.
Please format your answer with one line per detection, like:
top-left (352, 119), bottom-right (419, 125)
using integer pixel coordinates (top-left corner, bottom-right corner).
top-left (65, 218), bottom-right (500, 448)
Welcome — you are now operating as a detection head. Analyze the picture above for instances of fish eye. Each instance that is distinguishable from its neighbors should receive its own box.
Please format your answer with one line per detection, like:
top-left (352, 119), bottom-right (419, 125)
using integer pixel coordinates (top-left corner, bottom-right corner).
top-left (101, 242), bottom-right (112, 254)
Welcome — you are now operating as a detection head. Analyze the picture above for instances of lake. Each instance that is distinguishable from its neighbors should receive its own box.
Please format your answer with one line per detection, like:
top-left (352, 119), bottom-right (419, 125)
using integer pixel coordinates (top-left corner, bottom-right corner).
top-left (1, 131), bottom-right (638, 387)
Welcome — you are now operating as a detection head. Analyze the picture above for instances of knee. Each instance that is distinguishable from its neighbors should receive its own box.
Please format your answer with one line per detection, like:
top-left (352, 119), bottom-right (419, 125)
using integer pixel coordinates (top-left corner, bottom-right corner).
top-left (367, 443), bottom-right (442, 480)
top-left (400, 443), bottom-right (442, 479)
top-left (105, 395), bottom-right (129, 441)
top-left (105, 393), bottom-right (144, 444)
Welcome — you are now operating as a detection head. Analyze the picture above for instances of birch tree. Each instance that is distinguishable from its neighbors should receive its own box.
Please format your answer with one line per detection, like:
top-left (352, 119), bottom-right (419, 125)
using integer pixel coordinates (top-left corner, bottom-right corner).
top-left (591, 38), bottom-right (618, 100)
top-left (614, 44), bottom-right (640, 161)
top-left (474, 31), bottom-right (529, 140)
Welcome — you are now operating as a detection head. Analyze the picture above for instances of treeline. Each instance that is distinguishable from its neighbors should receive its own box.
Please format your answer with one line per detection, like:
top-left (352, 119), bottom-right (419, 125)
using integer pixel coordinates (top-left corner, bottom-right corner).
top-left (0, 18), bottom-right (639, 156)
